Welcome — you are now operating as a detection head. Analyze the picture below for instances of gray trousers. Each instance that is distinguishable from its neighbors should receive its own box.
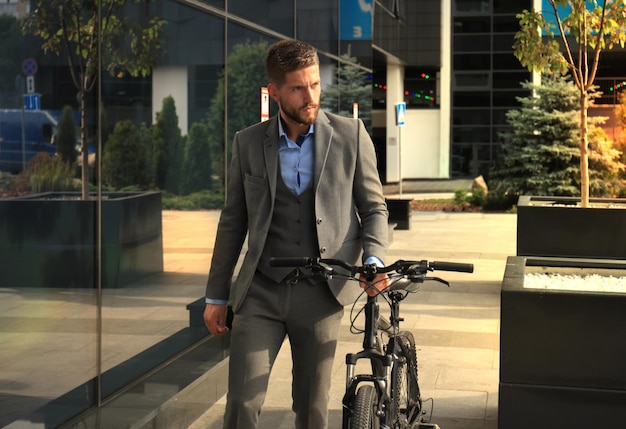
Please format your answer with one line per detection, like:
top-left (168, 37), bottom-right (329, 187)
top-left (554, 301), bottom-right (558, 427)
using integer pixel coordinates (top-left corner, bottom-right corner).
top-left (223, 272), bottom-right (343, 429)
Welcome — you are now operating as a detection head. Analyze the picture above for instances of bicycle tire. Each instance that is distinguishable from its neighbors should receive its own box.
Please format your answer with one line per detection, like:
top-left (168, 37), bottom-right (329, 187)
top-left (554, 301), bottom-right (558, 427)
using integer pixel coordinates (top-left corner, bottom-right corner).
top-left (389, 331), bottom-right (422, 428)
top-left (349, 385), bottom-right (381, 429)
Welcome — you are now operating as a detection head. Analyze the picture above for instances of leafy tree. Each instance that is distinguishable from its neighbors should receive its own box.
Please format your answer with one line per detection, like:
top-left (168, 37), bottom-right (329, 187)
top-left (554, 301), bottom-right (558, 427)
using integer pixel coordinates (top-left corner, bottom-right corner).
top-left (23, 0), bottom-right (166, 199)
top-left (491, 75), bottom-right (624, 197)
top-left (207, 40), bottom-right (270, 193)
top-left (102, 120), bottom-right (151, 189)
top-left (181, 122), bottom-right (212, 195)
top-left (55, 105), bottom-right (78, 167)
top-left (153, 95), bottom-right (183, 193)
top-left (320, 53), bottom-right (372, 125)
top-left (514, 0), bottom-right (626, 207)
top-left (0, 14), bottom-right (22, 101)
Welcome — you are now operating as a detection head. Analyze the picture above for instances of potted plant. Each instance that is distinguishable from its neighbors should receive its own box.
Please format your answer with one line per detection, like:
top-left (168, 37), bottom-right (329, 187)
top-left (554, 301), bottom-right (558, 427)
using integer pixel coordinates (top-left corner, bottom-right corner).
top-left (514, 0), bottom-right (626, 208)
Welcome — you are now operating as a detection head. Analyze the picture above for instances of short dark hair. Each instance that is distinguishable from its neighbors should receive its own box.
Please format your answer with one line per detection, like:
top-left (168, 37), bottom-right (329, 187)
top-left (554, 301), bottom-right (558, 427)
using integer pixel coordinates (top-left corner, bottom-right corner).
top-left (266, 39), bottom-right (319, 86)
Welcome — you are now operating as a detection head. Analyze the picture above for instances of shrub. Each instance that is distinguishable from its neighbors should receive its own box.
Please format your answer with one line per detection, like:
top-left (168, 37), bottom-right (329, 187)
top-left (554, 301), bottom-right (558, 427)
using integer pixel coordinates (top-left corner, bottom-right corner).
top-left (103, 120), bottom-right (152, 189)
top-left (181, 122), bottom-right (212, 195)
top-left (25, 153), bottom-right (76, 193)
top-left (161, 190), bottom-right (224, 210)
top-left (453, 189), bottom-right (468, 204)
top-left (55, 105), bottom-right (77, 167)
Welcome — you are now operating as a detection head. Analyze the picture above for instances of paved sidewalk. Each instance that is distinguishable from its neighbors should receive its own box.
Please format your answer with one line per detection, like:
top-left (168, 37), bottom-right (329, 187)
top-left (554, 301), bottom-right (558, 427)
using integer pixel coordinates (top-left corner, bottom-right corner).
top-left (188, 210), bottom-right (517, 429)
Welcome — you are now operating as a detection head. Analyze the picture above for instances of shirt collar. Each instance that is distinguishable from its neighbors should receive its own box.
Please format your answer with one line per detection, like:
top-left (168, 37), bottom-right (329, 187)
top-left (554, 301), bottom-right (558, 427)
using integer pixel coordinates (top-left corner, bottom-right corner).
top-left (278, 116), bottom-right (315, 143)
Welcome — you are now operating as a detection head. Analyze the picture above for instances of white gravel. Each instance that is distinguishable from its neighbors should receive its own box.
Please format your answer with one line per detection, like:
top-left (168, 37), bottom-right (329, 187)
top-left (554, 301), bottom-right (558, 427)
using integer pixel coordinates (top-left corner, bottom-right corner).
top-left (524, 272), bottom-right (626, 293)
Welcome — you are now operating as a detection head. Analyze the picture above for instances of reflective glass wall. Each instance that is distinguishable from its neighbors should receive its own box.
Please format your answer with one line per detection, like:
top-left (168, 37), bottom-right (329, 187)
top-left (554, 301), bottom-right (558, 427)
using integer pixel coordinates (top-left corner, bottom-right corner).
top-left (0, 1), bottom-right (374, 427)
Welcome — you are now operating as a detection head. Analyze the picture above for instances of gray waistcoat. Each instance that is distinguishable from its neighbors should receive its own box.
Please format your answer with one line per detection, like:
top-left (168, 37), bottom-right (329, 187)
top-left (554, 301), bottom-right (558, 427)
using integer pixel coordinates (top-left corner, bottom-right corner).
top-left (255, 170), bottom-right (319, 283)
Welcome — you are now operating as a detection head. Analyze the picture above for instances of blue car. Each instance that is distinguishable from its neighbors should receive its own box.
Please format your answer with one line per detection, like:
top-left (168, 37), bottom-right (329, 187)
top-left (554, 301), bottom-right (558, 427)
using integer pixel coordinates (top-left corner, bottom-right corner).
top-left (0, 109), bottom-right (58, 174)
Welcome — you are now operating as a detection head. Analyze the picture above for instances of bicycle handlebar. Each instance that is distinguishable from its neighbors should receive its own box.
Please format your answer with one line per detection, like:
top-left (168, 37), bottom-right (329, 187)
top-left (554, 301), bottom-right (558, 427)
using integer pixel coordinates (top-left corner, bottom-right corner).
top-left (269, 257), bottom-right (474, 275)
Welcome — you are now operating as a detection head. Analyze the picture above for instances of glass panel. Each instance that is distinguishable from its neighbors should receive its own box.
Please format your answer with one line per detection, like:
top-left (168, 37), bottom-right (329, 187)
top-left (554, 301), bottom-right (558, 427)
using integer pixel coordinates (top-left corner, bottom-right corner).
top-left (297, 0), bottom-right (338, 54)
top-left (454, 53), bottom-right (491, 70)
top-left (493, 33), bottom-right (517, 51)
top-left (455, 73), bottom-right (490, 87)
top-left (405, 68), bottom-right (438, 108)
top-left (493, 53), bottom-right (522, 70)
top-left (97, 1), bottom-right (226, 402)
top-left (493, 90), bottom-right (526, 107)
top-left (229, 0), bottom-right (294, 36)
top-left (454, 91), bottom-right (491, 107)
top-left (455, 0), bottom-right (491, 13)
top-left (494, 0), bottom-right (531, 13)
top-left (453, 17), bottom-right (491, 34)
top-left (0, 6), bottom-right (99, 427)
top-left (454, 34), bottom-right (491, 52)
top-left (493, 72), bottom-right (530, 89)
top-left (451, 143), bottom-right (473, 176)
top-left (493, 15), bottom-right (520, 33)
top-left (452, 126), bottom-right (491, 143)
top-left (453, 109), bottom-right (491, 125)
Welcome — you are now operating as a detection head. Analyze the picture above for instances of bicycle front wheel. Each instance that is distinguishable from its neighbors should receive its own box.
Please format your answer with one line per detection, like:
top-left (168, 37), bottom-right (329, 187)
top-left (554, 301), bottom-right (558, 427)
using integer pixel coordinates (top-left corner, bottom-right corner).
top-left (349, 385), bottom-right (381, 429)
top-left (389, 331), bottom-right (422, 427)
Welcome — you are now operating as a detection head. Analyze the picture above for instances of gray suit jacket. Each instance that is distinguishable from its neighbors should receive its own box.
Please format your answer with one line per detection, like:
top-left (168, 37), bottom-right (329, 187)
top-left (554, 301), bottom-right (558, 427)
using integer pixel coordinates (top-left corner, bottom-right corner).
top-left (205, 110), bottom-right (389, 310)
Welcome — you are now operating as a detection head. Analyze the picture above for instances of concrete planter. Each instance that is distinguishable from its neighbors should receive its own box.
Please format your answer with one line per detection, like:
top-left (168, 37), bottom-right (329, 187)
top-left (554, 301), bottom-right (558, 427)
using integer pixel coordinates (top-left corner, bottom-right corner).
top-left (0, 191), bottom-right (163, 288)
top-left (517, 195), bottom-right (626, 259)
top-left (499, 256), bottom-right (626, 428)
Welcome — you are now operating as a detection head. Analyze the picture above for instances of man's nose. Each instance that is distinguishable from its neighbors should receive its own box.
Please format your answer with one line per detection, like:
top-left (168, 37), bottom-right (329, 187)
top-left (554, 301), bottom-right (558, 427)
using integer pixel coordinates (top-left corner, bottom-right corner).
top-left (304, 87), bottom-right (315, 102)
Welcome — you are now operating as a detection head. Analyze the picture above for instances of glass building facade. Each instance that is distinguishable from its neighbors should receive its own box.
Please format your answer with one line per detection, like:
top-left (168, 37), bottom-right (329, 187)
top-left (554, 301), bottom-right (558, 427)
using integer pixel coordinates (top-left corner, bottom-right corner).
top-left (2, 0), bottom-right (623, 427)
top-left (0, 1), bottom-right (401, 427)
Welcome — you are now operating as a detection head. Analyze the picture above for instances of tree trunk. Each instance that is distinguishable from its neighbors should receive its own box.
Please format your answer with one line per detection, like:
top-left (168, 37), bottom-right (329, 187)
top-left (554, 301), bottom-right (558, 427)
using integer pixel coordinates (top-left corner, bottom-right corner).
top-left (580, 88), bottom-right (589, 208)
top-left (80, 89), bottom-right (89, 200)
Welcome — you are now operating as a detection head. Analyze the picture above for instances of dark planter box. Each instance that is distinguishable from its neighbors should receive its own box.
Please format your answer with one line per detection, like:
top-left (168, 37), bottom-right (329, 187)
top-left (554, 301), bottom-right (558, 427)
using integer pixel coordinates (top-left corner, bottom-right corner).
top-left (0, 191), bottom-right (163, 288)
top-left (499, 256), bottom-right (626, 428)
top-left (385, 198), bottom-right (412, 230)
top-left (517, 195), bottom-right (626, 259)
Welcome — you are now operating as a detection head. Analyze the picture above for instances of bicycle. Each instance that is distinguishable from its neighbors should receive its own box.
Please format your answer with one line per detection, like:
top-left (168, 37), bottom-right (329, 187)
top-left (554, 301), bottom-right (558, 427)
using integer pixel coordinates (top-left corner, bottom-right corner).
top-left (269, 256), bottom-right (474, 429)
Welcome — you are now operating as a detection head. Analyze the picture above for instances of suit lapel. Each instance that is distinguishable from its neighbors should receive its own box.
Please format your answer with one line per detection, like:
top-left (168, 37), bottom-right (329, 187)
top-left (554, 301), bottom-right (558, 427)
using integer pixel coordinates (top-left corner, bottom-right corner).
top-left (263, 116), bottom-right (280, 201)
top-left (314, 111), bottom-right (333, 191)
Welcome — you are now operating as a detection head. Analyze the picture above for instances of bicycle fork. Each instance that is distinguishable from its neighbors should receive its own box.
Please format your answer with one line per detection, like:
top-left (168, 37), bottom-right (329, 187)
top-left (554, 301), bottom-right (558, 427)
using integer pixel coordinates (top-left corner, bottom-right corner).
top-left (342, 296), bottom-right (394, 428)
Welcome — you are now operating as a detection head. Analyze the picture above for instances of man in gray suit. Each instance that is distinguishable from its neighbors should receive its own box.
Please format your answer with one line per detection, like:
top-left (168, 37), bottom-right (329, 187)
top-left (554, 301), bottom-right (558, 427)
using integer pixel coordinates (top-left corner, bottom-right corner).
top-left (203, 39), bottom-right (389, 429)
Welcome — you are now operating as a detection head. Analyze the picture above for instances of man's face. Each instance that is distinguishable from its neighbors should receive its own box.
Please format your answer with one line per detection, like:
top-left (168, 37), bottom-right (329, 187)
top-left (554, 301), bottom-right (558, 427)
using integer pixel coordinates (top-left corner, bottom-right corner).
top-left (269, 65), bottom-right (321, 127)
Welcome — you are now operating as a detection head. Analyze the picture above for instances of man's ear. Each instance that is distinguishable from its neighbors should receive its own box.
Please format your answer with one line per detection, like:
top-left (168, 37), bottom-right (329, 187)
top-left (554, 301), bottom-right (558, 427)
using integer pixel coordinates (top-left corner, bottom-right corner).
top-left (268, 83), bottom-right (280, 103)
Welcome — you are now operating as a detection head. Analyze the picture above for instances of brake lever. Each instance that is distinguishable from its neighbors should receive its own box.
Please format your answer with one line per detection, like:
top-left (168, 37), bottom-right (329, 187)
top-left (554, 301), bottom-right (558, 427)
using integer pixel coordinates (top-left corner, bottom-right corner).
top-left (425, 277), bottom-right (450, 287)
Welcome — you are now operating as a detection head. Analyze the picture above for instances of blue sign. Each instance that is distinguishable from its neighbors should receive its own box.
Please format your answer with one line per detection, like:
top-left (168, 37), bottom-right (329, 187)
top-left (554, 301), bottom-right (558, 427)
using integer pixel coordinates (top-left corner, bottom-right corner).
top-left (340, 0), bottom-right (373, 40)
top-left (395, 102), bottom-right (406, 126)
top-left (22, 58), bottom-right (38, 76)
top-left (24, 93), bottom-right (40, 110)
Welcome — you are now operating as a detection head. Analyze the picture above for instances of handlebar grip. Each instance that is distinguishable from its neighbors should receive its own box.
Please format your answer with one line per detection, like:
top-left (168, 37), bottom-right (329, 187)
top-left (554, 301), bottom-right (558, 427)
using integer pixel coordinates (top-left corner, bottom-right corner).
top-left (269, 257), bottom-right (314, 267)
top-left (432, 261), bottom-right (474, 273)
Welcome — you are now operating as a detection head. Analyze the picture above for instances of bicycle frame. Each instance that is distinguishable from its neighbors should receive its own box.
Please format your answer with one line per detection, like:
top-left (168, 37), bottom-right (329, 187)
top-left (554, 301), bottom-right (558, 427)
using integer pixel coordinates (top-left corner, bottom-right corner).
top-left (342, 290), bottom-right (405, 428)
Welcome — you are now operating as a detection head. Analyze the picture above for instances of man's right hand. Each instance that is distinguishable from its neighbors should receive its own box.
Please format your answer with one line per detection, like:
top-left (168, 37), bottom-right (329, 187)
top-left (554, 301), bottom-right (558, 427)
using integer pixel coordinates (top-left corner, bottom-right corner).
top-left (204, 303), bottom-right (229, 336)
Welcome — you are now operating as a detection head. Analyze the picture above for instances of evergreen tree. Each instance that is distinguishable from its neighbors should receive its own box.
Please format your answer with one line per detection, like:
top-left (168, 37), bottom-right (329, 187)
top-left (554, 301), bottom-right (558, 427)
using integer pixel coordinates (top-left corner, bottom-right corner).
top-left (103, 120), bottom-right (151, 189)
top-left (0, 15), bottom-right (23, 101)
top-left (207, 40), bottom-right (271, 193)
top-left (492, 76), bottom-right (582, 197)
top-left (492, 75), bottom-right (625, 197)
top-left (55, 106), bottom-right (78, 167)
top-left (153, 96), bottom-right (183, 193)
top-left (181, 122), bottom-right (212, 195)
top-left (320, 53), bottom-right (372, 126)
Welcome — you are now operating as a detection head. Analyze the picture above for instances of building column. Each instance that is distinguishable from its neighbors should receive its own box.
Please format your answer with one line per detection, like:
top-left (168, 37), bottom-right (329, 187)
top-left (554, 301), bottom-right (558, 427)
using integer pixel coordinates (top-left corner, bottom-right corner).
top-left (386, 61), bottom-right (404, 184)
top-left (152, 66), bottom-right (189, 135)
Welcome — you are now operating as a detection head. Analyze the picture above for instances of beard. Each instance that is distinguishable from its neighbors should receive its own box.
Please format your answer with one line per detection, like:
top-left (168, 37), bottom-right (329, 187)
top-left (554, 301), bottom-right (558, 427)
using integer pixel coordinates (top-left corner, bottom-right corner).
top-left (281, 102), bottom-right (319, 126)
